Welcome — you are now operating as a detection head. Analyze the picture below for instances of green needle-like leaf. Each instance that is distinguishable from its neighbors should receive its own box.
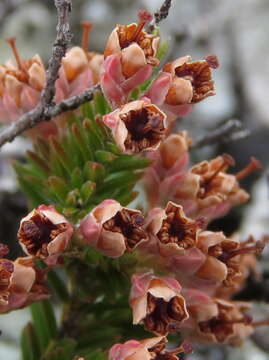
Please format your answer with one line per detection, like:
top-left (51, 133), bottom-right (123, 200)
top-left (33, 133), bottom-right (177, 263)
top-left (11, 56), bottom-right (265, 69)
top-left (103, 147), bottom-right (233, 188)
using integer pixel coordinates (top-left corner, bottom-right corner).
top-left (30, 300), bottom-right (57, 351)
top-left (21, 322), bottom-right (41, 360)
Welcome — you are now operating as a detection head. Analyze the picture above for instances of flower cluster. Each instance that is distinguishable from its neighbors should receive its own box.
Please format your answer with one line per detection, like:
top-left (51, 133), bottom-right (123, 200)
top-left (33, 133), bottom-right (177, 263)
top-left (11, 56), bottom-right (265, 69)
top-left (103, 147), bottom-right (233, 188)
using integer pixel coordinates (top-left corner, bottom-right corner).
top-left (0, 6), bottom-right (267, 360)
top-left (0, 23), bottom-right (103, 139)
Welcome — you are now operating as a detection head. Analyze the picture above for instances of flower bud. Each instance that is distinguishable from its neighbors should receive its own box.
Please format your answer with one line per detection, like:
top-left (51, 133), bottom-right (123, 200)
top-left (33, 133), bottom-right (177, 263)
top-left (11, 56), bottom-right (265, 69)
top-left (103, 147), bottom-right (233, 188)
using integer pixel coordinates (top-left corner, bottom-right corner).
top-left (80, 199), bottom-right (148, 258)
top-left (130, 271), bottom-right (188, 335)
top-left (17, 205), bottom-right (73, 264)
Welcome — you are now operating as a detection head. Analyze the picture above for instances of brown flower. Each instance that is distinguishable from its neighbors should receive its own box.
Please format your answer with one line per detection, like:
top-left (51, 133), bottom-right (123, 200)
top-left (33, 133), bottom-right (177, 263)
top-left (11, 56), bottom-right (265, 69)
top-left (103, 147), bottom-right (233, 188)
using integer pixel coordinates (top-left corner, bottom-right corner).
top-left (103, 98), bottom-right (166, 154)
top-left (80, 199), bottom-right (148, 258)
top-left (104, 10), bottom-right (159, 78)
top-left (195, 231), bottom-right (264, 287)
top-left (163, 55), bottom-right (219, 105)
top-left (146, 202), bottom-right (204, 257)
top-left (18, 205), bottom-right (73, 263)
top-left (0, 255), bottom-right (49, 313)
top-left (130, 271), bottom-right (189, 335)
top-left (173, 154), bottom-right (251, 220)
top-left (186, 298), bottom-right (253, 346)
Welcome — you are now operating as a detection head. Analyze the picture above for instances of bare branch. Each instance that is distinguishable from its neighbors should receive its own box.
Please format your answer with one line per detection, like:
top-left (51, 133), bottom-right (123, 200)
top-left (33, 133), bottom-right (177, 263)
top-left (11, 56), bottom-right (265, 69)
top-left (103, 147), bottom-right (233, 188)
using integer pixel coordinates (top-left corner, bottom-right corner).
top-left (192, 119), bottom-right (250, 148)
top-left (0, 84), bottom-right (101, 147)
top-left (148, 0), bottom-right (173, 32)
top-left (41, 0), bottom-right (72, 110)
top-left (154, 0), bottom-right (172, 25)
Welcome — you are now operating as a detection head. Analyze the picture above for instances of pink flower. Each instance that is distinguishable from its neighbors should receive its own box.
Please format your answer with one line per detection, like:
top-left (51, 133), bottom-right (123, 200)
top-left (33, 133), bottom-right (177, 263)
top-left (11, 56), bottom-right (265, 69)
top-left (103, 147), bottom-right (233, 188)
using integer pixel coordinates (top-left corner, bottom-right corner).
top-left (130, 271), bottom-right (188, 335)
top-left (109, 336), bottom-right (190, 360)
top-left (79, 199), bottom-right (148, 258)
top-left (143, 131), bottom-right (191, 208)
top-left (145, 201), bottom-right (204, 257)
top-left (0, 34), bottom-right (103, 140)
top-left (0, 256), bottom-right (49, 313)
top-left (101, 11), bottom-right (159, 107)
top-left (145, 150), bottom-right (252, 221)
top-left (194, 231), bottom-right (264, 288)
top-left (17, 205), bottom-right (73, 264)
top-left (146, 55), bottom-right (219, 118)
top-left (103, 98), bottom-right (166, 154)
top-left (182, 293), bottom-right (253, 346)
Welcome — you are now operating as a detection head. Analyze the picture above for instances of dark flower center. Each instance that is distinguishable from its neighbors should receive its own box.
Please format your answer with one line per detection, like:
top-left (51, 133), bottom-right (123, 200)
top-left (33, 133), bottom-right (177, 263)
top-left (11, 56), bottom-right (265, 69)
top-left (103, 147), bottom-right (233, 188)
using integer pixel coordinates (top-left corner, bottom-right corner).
top-left (120, 107), bottom-right (165, 152)
top-left (157, 206), bottom-right (198, 249)
top-left (103, 209), bottom-right (148, 249)
top-left (144, 293), bottom-right (187, 335)
top-left (18, 211), bottom-right (67, 257)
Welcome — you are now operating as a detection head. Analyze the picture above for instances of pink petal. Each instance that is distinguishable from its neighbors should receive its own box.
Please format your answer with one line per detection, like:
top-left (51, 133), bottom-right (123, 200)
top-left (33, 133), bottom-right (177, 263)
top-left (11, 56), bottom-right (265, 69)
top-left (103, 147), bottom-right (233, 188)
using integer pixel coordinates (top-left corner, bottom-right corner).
top-left (121, 64), bottom-right (152, 93)
top-left (146, 72), bottom-right (172, 105)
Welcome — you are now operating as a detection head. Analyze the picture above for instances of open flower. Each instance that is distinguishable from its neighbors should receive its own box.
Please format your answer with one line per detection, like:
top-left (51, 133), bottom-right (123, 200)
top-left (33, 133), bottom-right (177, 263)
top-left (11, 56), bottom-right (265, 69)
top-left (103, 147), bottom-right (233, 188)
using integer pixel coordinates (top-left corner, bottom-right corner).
top-left (79, 199), bottom-right (148, 258)
top-left (183, 295), bottom-right (253, 346)
top-left (166, 154), bottom-right (255, 221)
top-left (103, 98), bottom-right (166, 153)
top-left (194, 231), bottom-right (264, 287)
top-left (130, 271), bottom-right (188, 335)
top-left (146, 202), bottom-right (204, 257)
top-left (101, 10), bottom-right (159, 106)
top-left (0, 255), bottom-right (49, 313)
top-left (17, 205), bottom-right (73, 264)
top-left (109, 337), bottom-right (192, 360)
top-left (146, 55), bottom-right (219, 118)
top-left (215, 236), bottom-right (260, 298)
top-left (109, 336), bottom-right (190, 360)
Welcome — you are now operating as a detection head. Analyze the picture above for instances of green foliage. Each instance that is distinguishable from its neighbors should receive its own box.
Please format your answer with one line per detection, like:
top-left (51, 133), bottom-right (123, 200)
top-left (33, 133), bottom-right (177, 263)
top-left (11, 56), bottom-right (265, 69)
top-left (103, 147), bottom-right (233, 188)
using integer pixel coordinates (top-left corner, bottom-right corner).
top-left (30, 300), bottom-right (57, 351)
top-left (14, 92), bottom-right (151, 222)
top-left (21, 323), bottom-right (41, 360)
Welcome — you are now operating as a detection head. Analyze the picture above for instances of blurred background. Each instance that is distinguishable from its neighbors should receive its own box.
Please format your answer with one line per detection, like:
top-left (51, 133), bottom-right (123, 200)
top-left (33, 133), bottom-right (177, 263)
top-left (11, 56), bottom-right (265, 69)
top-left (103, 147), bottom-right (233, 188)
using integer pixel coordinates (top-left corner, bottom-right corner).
top-left (0, 0), bottom-right (268, 358)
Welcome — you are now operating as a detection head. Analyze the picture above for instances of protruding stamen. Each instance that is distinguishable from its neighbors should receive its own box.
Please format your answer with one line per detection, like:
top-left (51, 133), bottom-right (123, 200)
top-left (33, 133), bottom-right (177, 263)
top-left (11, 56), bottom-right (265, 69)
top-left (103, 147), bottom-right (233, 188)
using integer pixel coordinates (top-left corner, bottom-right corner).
top-left (130, 10), bottom-right (153, 42)
top-left (168, 342), bottom-right (193, 355)
top-left (224, 240), bottom-right (265, 261)
top-left (235, 157), bottom-right (262, 180)
top-left (6, 37), bottom-right (25, 72)
top-left (252, 318), bottom-right (269, 327)
top-left (224, 317), bottom-right (250, 325)
top-left (80, 21), bottom-right (93, 53)
top-left (204, 153), bottom-right (235, 187)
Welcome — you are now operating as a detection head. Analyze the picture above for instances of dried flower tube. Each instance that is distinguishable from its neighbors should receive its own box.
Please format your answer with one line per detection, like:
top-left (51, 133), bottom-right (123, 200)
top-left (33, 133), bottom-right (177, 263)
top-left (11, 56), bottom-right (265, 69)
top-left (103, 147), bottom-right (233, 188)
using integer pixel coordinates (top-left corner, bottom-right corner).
top-left (146, 202), bottom-right (204, 257)
top-left (146, 55), bottom-right (219, 118)
top-left (79, 199), bottom-right (148, 258)
top-left (18, 205), bottom-right (73, 264)
top-left (101, 10), bottom-right (159, 106)
top-left (103, 98), bottom-right (166, 154)
top-left (130, 271), bottom-right (188, 335)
